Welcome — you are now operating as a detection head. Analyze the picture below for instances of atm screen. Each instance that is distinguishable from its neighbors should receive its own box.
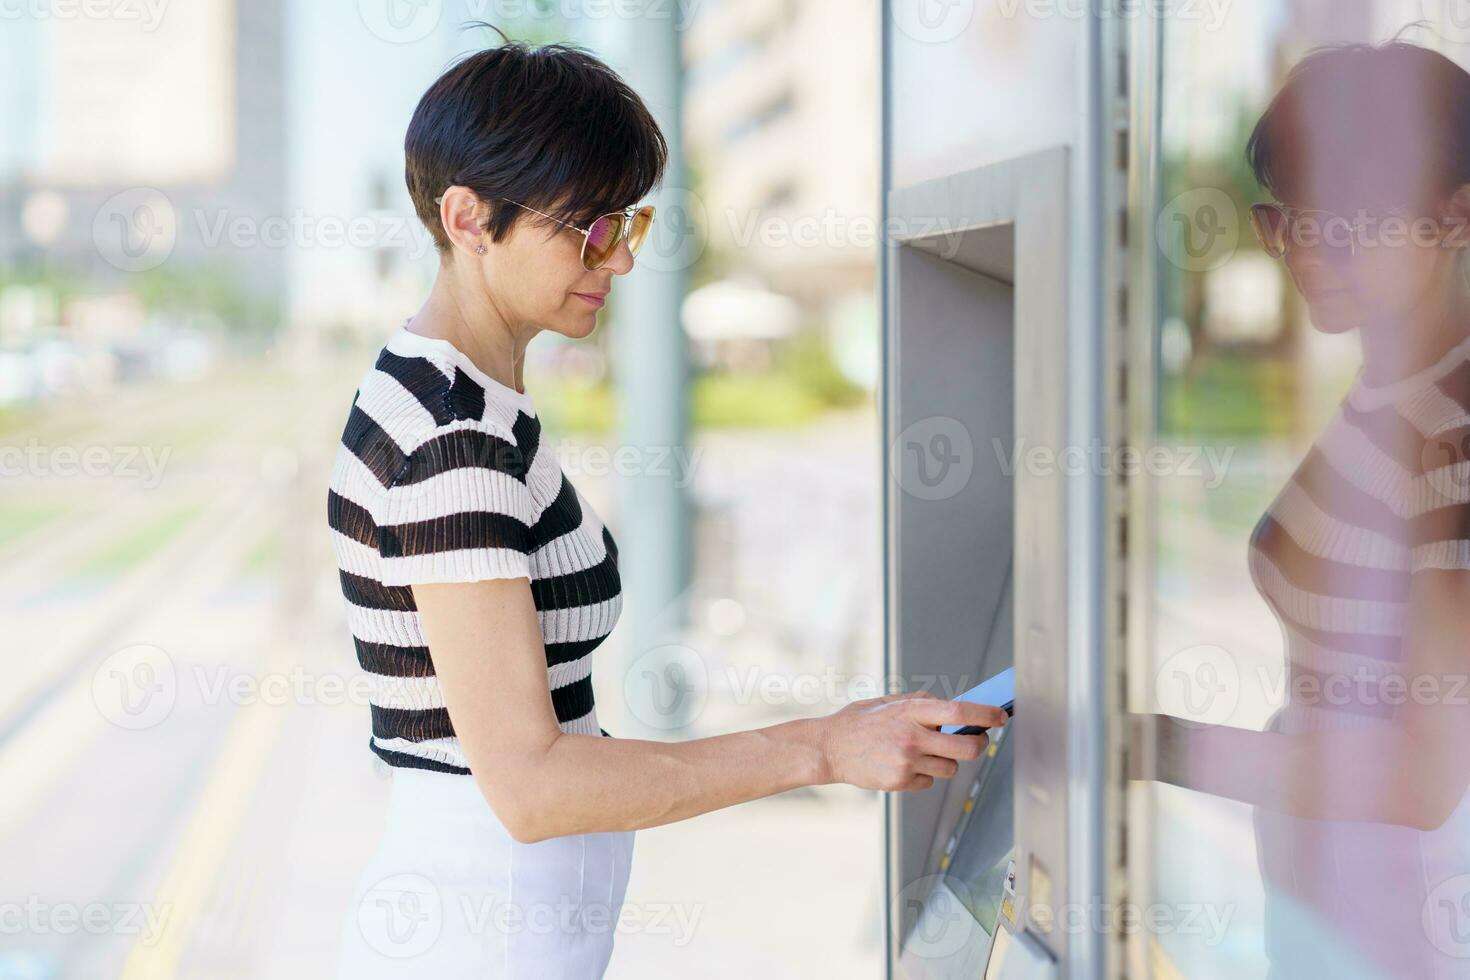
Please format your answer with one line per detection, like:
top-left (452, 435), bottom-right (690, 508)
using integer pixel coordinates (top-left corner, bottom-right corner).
top-left (942, 725), bottom-right (1015, 935)
top-left (898, 562), bottom-right (1021, 979)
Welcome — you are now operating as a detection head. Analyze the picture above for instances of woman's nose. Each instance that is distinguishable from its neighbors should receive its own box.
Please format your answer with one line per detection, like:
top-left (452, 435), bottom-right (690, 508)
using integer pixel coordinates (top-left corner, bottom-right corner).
top-left (1286, 237), bottom-right (1350, 275)
top-left (602, 237), bottom-right (637, 275)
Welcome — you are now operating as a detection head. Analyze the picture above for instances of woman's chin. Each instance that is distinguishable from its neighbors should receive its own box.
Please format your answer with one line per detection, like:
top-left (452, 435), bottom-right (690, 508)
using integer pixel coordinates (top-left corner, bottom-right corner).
top-left (1304, 297), bottom-right (1362, 334)
top-left (563, 313), bottom-right (601, 340)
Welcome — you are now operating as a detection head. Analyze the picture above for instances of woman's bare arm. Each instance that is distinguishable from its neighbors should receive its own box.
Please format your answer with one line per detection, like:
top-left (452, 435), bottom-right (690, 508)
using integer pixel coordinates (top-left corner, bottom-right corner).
top-left (1141, 567), bottom-right (1470, 831)
top-left (412, 575), bottom-right (1009, 843)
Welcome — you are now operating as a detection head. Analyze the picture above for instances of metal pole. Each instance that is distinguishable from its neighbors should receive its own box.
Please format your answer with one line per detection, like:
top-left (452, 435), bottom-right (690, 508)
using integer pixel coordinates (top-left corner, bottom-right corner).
top-left (588, 5), bottom-right (694, 738)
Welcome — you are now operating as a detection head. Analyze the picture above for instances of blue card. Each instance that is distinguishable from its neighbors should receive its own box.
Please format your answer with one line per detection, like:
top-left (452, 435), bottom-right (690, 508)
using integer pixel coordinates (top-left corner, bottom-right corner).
top-left (939, 666), bottom-right (1016, 735)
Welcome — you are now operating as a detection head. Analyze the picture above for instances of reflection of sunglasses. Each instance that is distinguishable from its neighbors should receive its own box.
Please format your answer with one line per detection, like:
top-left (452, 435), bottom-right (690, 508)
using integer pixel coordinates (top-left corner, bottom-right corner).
top-left (436, 194), bottom-right (655, 271)
top-left (1249, 201), bottom-right (1408, 259)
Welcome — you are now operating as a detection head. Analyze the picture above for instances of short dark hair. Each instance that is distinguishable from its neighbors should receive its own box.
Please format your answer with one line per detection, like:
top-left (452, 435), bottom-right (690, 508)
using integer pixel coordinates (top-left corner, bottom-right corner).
top-left (1246, 39), bottom-right (1470, 209)
top-left (405, 27), bottom-right (668, 255)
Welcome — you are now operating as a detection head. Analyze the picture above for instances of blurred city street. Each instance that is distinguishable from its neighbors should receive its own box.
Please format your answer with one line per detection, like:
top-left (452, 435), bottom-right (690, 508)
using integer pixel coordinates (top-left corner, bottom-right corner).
top-left (0, 341), bottom-right (887, 979)
top-left (10, 1), bottom-right (1462, 977)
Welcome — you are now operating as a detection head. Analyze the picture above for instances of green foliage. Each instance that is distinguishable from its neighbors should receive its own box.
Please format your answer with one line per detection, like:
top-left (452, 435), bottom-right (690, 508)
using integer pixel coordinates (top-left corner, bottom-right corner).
top-left (530, 376), bottom-right (617, 434)
top-left (242, 530), bottom-right (278, 574)
top-left (773, 329), bottom-right (868, 409)
top-left (1161, 354), bottom-right (1296, 438)
top-left (0, 501), bottom-right (70, 550)
top-left (692, 372), bottom-right (822, 428)
top-left (531, 371), bottom-right (832, 433)
top-left (465, 5), bottom-right (567, 46)
top-left (77, 504), bottom-right (202, 581)
top-left (533, 330), bottom-right (870, 432)
top-left (130, 264), bottom-right (278, 342)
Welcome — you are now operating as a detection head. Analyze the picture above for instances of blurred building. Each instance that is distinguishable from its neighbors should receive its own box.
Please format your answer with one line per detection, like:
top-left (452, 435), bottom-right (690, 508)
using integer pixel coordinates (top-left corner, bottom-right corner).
top-left (683, 0), bottom-right (879, 363)
top-left (0, 0), bottom-right (287, 347)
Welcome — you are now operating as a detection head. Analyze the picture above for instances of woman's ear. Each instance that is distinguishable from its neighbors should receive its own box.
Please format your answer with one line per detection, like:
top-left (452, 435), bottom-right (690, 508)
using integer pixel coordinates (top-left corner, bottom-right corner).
top-left (1442, 184), bottom-right (1470, 250)
top-left (439, 186), bottom-right (487, 256)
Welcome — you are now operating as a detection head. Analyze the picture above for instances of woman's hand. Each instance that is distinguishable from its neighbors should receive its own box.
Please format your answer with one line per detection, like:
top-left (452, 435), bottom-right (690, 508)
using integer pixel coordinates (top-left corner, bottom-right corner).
top-left (814, 690), bottom-right (1010, 792)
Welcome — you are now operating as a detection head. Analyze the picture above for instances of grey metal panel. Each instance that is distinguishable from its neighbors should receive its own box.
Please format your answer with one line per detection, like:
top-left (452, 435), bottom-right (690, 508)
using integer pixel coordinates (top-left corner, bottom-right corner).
top-left (898, 878), bottom-right (1000, 980)
top-left (1121, 10), bottom-right (1165, 979)
top-left (885, 146), bottom-right (1090, 971)
top-left (888, 240), bottom-right (1015, 925)
top-left (879, 4), bottom-right (897, 975)
top-left (1065, 14), bottom-right (1111, 979)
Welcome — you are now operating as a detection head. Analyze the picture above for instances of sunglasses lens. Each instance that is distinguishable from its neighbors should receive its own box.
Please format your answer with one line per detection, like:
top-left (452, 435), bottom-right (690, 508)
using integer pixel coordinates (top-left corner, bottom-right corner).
top-left (627, 206), bottom-right (655, 257)
top-left (1250, 205), bottom-right (1288, 258)
top-left (584, 213), bottom-right (623, 270)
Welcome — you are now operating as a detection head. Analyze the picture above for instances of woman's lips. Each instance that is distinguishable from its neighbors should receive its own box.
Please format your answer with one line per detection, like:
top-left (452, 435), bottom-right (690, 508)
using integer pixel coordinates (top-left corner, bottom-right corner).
top-left (574, 292), bottom-right (607, 309)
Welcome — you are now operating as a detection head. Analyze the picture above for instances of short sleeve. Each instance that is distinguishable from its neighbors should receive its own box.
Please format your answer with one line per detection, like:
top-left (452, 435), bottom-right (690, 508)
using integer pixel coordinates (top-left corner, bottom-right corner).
top-left (1413, 415), bottom-right (1470, 573)
top-left (375, 420), bottom-right (539, 586)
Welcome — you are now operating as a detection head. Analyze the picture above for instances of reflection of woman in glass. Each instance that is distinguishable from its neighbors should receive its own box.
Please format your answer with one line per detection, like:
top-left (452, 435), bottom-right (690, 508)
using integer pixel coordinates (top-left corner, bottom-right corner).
top-left (1149, 41), bottom-right (1470, 978)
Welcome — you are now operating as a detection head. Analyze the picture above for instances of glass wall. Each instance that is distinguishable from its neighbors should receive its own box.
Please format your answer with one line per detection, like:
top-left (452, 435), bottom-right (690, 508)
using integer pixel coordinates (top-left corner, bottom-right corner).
top-left (887, 0), bottom-right (1084, 188)
top-left (1134, 4), bottom-right (1470, 977)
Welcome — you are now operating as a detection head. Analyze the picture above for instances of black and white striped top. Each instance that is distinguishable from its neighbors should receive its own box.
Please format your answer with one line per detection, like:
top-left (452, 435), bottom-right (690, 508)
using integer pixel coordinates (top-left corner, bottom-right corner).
top-left (326, 322), bottom-right (622, 775)
top-left (1249, 333), bottom-right (1470, 730)
top-left (1246, 337), bottom-right (1470, 974)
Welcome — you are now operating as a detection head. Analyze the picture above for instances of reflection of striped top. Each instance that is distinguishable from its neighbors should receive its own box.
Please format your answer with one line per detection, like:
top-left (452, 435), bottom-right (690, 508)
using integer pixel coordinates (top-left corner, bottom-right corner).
top-left (1249, 334), bottom-right (1470, 727)
top-left (325, 323), bottom-right (622, 775)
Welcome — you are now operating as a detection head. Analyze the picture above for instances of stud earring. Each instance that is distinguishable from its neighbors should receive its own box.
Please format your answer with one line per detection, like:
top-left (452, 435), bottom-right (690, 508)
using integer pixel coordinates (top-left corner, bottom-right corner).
top-left (475, 243), bottom-right (487, 255)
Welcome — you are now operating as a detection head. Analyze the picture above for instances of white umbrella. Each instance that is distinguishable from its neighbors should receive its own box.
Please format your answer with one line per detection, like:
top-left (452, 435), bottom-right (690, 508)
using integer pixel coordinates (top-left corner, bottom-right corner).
top-left (681, 278), bottom-right (801, 342)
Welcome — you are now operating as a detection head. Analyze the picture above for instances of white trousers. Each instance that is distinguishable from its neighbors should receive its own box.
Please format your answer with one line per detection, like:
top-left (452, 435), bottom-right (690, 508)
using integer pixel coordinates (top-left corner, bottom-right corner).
top-left (334, 766), bottom-right (636, 979)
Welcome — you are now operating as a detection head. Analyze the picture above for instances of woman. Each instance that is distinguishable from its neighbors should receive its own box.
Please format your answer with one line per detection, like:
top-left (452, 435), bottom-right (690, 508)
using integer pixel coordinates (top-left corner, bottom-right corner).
top-left (324, 34), bottom-right (1007, 978)
top-left (1148, 41), bottom-right (1470, 978)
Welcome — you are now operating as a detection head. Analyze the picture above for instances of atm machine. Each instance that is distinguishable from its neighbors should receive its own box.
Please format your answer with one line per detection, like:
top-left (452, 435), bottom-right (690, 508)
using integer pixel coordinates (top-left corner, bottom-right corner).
top-left (879, 8), bottom-right (1132, 978)
top-left (882, 146), bottom-right (1107, 980)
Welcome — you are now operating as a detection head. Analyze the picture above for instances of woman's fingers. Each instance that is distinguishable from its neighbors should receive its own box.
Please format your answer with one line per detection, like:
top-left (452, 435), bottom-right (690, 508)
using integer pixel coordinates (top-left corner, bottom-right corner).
top-left (917, 729), bottom-right (991, 763)
top-left (906, 696), bottom-right (1009, 733)
top-left (897, 773), bottom-right (935, 792)
top-left (909, 753), bottom-right (962, 780)
top-left (849, 689), bottom-right (939, 710)
top-left (822, 690), bottom-right (996, 792)
top-left (875, 689), bottom-right (938, 703)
